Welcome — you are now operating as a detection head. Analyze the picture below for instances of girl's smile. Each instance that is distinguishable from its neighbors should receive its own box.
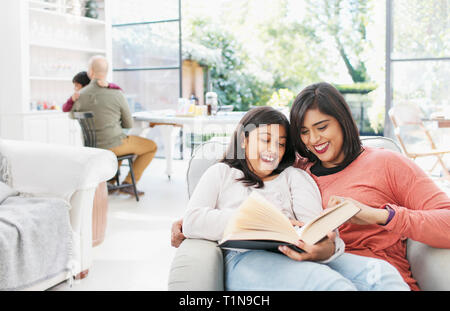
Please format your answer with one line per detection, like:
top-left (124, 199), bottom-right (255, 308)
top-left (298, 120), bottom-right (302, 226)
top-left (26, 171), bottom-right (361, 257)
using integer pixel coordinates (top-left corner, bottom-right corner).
top-left (260, 151), bottom-right (278, 163)
top-left (244, 124), bottom-right (287, 180)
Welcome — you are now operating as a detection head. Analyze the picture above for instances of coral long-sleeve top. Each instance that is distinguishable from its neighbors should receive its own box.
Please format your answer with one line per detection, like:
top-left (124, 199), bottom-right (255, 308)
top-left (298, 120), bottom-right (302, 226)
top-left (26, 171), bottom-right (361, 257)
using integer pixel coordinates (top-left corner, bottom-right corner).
top-left (298, 147), bottom-right (450, 291)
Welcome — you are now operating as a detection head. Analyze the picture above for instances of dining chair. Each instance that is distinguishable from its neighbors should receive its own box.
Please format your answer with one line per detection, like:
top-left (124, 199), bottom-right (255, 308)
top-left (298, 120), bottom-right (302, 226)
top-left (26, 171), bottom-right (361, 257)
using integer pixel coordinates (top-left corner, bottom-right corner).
top-left (388, 104), bottom-right (450, 180)
top-left (72, 111), bottom-right (140, 201)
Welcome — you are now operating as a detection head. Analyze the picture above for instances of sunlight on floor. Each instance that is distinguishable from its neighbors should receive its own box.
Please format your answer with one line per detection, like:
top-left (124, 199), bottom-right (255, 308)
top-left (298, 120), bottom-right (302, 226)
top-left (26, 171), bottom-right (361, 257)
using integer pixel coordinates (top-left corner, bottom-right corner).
top-left (49, 157), bottom-right (189, 291)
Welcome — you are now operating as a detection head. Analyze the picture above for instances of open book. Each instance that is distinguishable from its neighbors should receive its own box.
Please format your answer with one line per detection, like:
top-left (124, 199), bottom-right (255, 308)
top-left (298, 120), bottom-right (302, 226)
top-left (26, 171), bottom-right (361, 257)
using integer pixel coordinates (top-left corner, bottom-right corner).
top-left (218, 191), bottom-right (360, 252)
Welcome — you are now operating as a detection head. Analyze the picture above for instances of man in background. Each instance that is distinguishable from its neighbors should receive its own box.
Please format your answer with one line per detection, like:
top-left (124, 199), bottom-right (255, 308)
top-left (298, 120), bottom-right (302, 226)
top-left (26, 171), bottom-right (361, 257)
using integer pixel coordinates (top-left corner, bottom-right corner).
top-left (73, 55), bottom-right (157, 197)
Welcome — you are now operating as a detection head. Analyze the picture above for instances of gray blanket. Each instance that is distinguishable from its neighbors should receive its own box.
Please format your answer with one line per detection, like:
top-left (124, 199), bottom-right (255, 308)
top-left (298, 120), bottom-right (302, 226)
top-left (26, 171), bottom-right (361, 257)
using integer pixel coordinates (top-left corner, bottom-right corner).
top-left (0, 182), bottom-right (73, 290)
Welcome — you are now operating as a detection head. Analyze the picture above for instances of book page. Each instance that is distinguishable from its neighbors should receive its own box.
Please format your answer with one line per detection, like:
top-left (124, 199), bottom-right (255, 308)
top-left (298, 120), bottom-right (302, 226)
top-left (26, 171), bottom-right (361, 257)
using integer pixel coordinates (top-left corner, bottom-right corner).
top-left (220, 192), bottom-right (360, 249)
top-left (298, 201), bottom-right (360, 245)
top-left (221, 191), bottom-right (299, 245)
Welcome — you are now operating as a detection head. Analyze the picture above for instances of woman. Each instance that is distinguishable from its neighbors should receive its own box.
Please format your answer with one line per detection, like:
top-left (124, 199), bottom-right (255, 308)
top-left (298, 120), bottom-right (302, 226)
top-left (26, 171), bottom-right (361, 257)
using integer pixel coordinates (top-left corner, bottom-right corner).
top-left (287, 82), bottom-right (450, 290)
top-left (181, 106), bottom-right (408, 291)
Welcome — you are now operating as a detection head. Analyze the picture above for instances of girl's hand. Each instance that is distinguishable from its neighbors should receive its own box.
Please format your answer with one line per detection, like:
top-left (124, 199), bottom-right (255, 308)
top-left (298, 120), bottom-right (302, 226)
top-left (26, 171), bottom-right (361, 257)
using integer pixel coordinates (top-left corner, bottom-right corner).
top-left (289, 219), bottom-right (304, 227)
top-left (171, 219), bottom-right (186, 248)
top-left (278, 231), bottom-right (336, 262)
top-left (97, 80), bottom-right (109, 88)
top-left (71, 92), bottom-right (80, 102)
top-left (327, 196), bottom-right (389, 225)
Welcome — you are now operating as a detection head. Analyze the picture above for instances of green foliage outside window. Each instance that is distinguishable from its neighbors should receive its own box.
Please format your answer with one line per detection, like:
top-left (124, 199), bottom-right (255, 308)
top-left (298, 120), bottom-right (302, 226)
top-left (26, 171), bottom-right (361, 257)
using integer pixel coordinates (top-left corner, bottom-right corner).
top-left (334, 82), bottom-right (378, 95)
top-left (184, 19), bottom-right (273, 111)
top-left (184, 0), bottom-right (381, 110)
top-left (267, 89), bottom-right (295, 108)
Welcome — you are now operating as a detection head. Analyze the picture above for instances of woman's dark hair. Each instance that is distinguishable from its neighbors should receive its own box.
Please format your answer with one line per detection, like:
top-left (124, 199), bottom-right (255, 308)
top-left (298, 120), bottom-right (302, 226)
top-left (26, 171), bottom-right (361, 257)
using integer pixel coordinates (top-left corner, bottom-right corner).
top-left (289, 82), bottom-right (362, 167)
top-left (221, 106), bottom-right (295, 188)
top-left (72, 71), bottom-right (91, 87)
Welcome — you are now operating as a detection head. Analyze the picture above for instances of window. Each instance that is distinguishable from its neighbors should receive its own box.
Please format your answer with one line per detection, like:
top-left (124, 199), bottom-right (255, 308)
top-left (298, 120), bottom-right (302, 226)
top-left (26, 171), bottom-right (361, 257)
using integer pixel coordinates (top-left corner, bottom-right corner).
top-left (385, 0), bottom-right (450, 136)
top-left (111, 0), bottom-right (182, 112)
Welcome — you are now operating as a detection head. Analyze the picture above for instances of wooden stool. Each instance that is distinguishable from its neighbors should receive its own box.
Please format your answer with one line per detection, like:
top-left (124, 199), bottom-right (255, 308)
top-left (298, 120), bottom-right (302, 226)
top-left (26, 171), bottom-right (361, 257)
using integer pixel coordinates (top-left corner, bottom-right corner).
top-left (92, 182), bottom-right (108, 247)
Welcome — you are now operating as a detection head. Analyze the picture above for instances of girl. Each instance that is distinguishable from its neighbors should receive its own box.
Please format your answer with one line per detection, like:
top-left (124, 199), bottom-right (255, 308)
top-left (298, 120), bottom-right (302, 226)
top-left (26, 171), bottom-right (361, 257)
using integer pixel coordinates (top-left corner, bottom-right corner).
top-left (62, 71), bottom-right (122, 112)
top-left (289, 82), bottom-right (450, 290)
top-left (182, 106), bottom-right (409, 291)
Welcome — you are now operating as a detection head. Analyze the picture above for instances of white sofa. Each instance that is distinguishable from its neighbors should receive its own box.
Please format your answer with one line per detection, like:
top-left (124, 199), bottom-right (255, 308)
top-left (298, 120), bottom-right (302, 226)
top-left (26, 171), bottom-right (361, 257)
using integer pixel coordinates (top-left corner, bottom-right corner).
top-left (0, 139), bottom-right (117, 290)
top-left (168, 136), bottom-right (450, 291)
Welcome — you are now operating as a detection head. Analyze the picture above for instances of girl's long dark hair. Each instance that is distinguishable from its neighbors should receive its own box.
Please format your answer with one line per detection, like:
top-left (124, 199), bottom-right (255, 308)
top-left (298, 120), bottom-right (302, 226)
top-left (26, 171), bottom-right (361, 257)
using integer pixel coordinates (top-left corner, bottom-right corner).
top-left (221, 106), bottom-right (295, 188)
top-left (290, 82), bottom-right (362, 167)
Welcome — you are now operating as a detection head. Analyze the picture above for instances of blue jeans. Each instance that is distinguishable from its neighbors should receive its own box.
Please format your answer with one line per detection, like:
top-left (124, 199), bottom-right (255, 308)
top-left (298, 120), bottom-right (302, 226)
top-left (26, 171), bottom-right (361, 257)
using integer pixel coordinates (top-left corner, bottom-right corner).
top-left (224, 250), bottom-right (410, 291)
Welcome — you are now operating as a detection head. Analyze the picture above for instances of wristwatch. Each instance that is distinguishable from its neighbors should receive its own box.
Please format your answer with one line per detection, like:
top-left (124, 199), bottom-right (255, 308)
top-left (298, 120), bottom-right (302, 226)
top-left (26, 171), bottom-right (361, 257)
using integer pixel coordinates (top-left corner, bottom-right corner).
top-left (382, 204), bottom-right (396, 225)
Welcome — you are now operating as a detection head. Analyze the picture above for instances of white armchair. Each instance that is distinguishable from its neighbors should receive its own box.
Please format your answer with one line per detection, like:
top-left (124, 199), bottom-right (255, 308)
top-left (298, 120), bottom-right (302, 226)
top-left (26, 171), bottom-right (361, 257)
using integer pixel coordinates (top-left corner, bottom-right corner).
top-left (168, 137), bottom-right (450, 291)
top-left (0, 139), bottom-right (117, 290)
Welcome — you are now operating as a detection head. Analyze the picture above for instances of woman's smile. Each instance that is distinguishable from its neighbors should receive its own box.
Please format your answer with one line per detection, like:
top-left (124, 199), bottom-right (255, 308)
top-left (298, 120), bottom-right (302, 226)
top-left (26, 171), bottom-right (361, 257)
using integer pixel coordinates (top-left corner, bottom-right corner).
top-left (313, 142), bottom-right (330, 154)
top-left (300, 108), bottom-right (345, 168)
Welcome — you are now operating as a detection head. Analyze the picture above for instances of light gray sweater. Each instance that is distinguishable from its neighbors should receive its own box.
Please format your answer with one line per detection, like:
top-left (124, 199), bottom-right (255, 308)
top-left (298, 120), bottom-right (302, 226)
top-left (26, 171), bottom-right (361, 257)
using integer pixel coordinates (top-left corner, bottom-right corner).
top-left (183, 163), bottom-right (345, 263)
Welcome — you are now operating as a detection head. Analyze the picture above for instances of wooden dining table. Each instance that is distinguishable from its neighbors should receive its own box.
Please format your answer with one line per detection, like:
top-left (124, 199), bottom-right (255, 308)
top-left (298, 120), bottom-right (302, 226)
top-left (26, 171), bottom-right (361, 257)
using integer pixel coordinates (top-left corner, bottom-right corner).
top-left (130, 110), bottom-right (247, 179)
top-left (433, 118), bottom-right (450, 128)
top-left (423, 117), bottom-right (450, 128)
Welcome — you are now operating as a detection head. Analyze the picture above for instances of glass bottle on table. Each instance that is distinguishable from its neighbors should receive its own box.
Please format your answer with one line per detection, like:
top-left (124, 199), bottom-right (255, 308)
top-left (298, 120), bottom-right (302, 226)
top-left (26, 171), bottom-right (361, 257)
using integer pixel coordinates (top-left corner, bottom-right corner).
top-left (205, 91), bottom-right (218, 116)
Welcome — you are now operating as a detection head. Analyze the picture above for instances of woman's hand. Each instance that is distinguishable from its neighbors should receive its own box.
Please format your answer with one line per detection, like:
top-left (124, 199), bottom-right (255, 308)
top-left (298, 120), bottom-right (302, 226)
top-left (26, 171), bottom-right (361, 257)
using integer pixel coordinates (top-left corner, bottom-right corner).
top-left (171, 219), bottom-right (186, 248)
top-left (278, 231), bottom-right (336, 262)
top-left (327, 196), bottom-right (389, 225)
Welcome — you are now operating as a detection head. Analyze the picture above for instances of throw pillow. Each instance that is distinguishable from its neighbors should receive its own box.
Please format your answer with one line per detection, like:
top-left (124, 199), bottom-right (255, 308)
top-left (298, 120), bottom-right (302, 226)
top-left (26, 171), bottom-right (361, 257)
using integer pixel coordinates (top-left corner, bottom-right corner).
top-left (0, 181), bottom-right (18, 204)
top-left (0, 152), bottom-right (11, 185)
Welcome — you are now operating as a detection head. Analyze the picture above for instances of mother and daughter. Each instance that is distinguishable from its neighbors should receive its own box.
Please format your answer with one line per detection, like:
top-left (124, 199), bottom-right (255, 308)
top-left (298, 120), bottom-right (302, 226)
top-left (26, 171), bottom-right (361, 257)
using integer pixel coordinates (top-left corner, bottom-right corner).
top-left (172, 82), bottom-right (450, 291)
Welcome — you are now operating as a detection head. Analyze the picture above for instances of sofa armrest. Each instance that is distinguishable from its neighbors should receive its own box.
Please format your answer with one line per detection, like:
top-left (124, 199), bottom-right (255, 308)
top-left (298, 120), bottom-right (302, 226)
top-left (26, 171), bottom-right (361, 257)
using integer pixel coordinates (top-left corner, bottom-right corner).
top-left (407, 239), bottom-right (450, 290)
top-left (69, 187), bottom-right (97, 274)
top-left (0, 139), bottom-right (117, 200)
top-left (168, 239), bottom-right (224, 291)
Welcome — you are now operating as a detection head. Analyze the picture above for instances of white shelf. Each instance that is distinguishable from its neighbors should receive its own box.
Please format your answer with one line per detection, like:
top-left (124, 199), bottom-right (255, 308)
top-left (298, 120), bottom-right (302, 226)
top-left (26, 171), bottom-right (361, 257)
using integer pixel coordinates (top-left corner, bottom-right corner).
top-left (0, 0), bottom-right (110, 146)
top-left (29, 0), bottom-right (63, 9)
top-left (5, 110), bottom-right (65, 116)
top-left (30, 76), bottom-right (73, 81)
top-left (30, 42), bottom-right (106, 54)
top-left (29, 7), bottom-right (106, 26)
top-left (24, 110), bottom-right (65, 115)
